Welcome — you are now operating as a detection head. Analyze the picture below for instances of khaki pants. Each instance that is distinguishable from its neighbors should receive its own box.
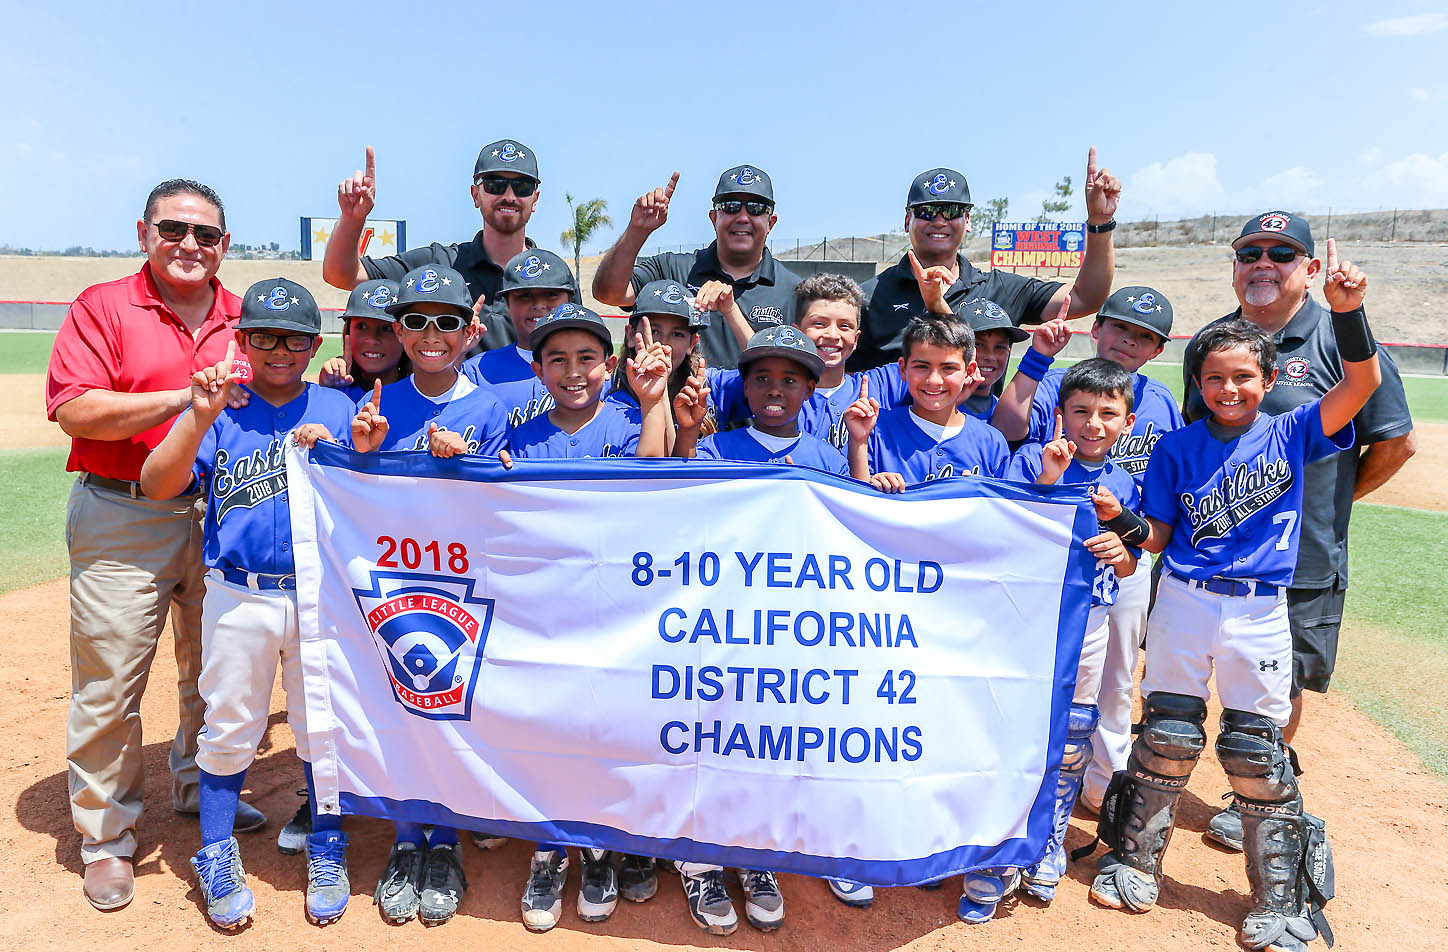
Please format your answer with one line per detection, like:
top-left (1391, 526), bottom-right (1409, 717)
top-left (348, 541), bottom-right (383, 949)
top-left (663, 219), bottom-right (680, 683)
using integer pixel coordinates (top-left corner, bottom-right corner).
top-left (65, 479), bottom-right (208, 864)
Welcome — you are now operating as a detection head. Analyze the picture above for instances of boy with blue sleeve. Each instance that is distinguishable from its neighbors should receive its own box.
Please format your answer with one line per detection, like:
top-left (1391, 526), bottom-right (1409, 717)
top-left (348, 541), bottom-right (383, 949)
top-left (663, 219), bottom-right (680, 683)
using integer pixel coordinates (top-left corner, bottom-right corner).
top-left (139, 278), bottom-right (356, 930)
top-left (1088, 273), bottom-right (1381, 951)
top-left (461, 249), bottom-right (575, 427)
top-left (1003, 358), bottom-right (1142, 909)
top-left (845, 315), bottom-right (1008, 491)
top-left (675, 325), bottom-right (849, 477)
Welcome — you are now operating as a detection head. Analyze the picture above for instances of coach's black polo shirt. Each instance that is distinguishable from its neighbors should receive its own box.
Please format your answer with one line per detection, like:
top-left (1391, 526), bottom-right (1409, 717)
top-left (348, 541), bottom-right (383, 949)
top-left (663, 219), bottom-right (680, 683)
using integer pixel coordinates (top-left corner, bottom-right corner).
top-left (1183, 296), bottom-right (1414, 589)
top-left (631, 241), bottom-right (802, 369)
top-left (851, 253), bottom-right (1063, 370)
top-left (365, 232), bottom-right (574, 354)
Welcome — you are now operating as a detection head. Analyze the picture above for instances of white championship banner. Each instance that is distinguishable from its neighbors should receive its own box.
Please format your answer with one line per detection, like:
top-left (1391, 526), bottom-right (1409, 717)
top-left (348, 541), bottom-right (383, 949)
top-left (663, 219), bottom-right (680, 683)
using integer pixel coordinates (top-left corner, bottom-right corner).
top-left (287, 442), bottom-right (1097, 885)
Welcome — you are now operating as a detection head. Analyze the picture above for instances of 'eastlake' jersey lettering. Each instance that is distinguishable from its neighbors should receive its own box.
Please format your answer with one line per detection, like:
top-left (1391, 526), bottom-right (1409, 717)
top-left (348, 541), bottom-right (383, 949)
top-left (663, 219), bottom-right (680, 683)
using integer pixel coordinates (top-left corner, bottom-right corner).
top-left (1005, 443), bottom-right (1141, 607)
top-left (462, 346), bottom-right (554, 427)
top-left (1141, 399), bottom-right (1354, 587)
top-left (867, 405), bottom-right (1009, 483)
top-left (1027, 369), bottom-right (1184, 484)
top-left (193, 383), bottom-right (356, 577)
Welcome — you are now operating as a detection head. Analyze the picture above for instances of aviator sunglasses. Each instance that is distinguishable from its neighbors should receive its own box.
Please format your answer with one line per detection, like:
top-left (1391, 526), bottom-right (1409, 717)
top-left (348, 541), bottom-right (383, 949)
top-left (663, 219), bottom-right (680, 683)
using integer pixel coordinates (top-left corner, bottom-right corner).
top-left (149, 219), bottom-right (225, 247)
top-left (1234, 245), bottom-right (1304, 264)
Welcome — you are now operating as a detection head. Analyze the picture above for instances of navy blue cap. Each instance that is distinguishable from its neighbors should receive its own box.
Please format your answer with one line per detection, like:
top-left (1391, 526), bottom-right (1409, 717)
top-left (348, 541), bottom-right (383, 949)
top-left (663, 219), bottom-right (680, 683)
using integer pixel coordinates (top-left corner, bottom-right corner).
top-left (714, 165), bottom-right (773, 203)
top-left (1233, 211), bottom-right (1314, 258)
top-left (529, 302), bottom-right (613, 352)
top-left (635, 280), bottom-right (708, 328)
top-left (474, 139), bottom-right (540, 182)
top-left (1098, 286), bottom-right (1173, 341)
top-left (342, 278), bottom-right (401, 321)
top-left (907, 168), bottom-right (971, 208)
top-left (501, 249), bottom-right (575, 296)
top-left (959, 297), bottom-right (1027, 342)
top-left (387, 265), bottom-right (474, 316)
top-left (239, 278), bottom-right (322, 334)
top-left (738, 324), bottom-right (824, 380)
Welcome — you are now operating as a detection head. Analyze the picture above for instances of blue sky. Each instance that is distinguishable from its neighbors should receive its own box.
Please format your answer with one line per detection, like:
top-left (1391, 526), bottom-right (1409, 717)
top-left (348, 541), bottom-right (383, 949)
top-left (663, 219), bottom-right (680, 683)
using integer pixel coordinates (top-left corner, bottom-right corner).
top-left (3, 1), bottom-right (1447, 256)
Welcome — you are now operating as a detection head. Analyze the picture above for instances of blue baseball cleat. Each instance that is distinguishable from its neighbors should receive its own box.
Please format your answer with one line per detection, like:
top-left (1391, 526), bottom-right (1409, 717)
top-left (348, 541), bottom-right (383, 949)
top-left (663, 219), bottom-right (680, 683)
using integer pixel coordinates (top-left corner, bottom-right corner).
top-left (305, 830), bottom-right (350, 925)
top-left (191, 837), bottom-right (255, 929)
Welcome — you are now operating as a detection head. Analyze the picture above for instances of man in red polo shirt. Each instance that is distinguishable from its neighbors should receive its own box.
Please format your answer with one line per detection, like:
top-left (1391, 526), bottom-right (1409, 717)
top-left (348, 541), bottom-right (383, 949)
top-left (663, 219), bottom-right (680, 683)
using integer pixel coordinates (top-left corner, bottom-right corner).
top-left (45, 179), bottom-right (263, 911)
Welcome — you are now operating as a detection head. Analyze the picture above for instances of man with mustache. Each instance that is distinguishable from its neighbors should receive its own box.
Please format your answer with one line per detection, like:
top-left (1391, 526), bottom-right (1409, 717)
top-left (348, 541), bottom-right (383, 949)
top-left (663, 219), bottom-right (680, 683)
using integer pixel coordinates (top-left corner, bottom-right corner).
top-left (324, 140), bottom-right (575, 354)
top-left (1181, 212), bottom-right (1415, 851)
top-left (592, 165), bottom-right (802, 369)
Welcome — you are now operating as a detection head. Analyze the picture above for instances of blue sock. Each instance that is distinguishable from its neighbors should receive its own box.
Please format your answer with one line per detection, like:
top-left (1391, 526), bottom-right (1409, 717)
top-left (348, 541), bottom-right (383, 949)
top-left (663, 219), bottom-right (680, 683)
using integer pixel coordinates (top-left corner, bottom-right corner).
top-left (430, 825), bottom-right (458, 847)
top-left (302, 761), bottom-right (342, 834)
top-left (394, 822), bottom-right (427, 846)
top-left (199, 768), bottom-right (247, 847)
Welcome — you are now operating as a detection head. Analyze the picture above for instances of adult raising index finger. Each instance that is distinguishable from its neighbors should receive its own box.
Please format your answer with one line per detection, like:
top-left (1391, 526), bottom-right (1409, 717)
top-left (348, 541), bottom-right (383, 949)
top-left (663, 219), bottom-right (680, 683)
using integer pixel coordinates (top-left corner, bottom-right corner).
top-left (663, 170), bottom-right (679, 199)
top-left (1087, 146), bottom-right (1098, 182)
top-left (1325, 237), bottom-right (1338, 275)
top-left (364, 145), bottom-right (375, 185)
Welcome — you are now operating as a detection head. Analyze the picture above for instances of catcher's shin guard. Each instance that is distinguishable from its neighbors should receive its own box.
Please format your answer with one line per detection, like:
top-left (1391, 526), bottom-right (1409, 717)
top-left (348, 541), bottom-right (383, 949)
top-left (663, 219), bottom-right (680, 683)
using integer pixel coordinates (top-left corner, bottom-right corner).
top-left (1217, 710), bottom-right (1335, 951)
top-left (1023, 703), bottom-right (1099, 902)
top-left (958, 867), bottom-right (1021, 923)
top-left (1089, 692), bottom-right (1205, 913)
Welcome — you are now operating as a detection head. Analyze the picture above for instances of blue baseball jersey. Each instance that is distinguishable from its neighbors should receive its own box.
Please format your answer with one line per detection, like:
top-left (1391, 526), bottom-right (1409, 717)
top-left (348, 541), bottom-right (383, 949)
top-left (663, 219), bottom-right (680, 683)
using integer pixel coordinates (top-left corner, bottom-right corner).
top-left (1142, 399), bottom-right (1354, 586)
top-left (708, 365), bottom-right (909, 448)
top-left (509, 401), bottom-right (643, 459)
top-left (192, 383), bottom-right (356, 576)
top-left (461, 345), bottom-right (553, 428)
top-left (961, 391), bottom-right (998, 423)
top-left (696, 428), bottom-right (849, 476)
top-left (1027, 369), bottom-right (1185, 485)
top-left (1006, 443), bottom-right (1142, 607)
top-left (364, 375), bottom-right (509, 456)
top-left (867, 405), bottom-right (1010, 482)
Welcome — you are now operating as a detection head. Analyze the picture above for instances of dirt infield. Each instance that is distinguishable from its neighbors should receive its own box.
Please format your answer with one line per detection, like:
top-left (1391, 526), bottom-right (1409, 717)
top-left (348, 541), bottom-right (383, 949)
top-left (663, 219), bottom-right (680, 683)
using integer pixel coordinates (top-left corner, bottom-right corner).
top-left (1, 577), bottom-right (1445, 951)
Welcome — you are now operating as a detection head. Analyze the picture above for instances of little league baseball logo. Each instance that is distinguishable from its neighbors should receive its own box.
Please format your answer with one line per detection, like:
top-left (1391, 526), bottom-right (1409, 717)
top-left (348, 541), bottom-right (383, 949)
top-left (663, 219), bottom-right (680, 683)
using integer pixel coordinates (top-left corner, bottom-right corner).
top-left (353, 571), bottom-right (495, 720)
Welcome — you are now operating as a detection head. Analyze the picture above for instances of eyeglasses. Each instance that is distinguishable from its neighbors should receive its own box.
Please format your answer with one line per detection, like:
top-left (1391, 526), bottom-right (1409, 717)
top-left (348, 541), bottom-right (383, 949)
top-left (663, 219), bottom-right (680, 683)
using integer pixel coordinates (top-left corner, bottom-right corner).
top-left (712, 200), bottom-right (774, 217)
top-left (246, 331), bottom-right (315, 352)
top-left (399, 312), bottom-right (467, 333)
top-left (912, 203), bottom-right (970, 221)
top-left (149, 219), bottom-right (224, 247)
top-left (474, 175), bottom-right (538, 197)
top-left (1234, 245), bottom-right (1303, 264)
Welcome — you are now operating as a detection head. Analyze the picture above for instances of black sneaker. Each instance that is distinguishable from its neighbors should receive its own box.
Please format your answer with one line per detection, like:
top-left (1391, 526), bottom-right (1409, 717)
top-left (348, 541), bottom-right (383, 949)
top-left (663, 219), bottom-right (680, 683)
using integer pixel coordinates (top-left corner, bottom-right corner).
top-left (618, 854), bottom-right (659, 902)
top-left (375, 841), bottom-right (425, 924)
top-left (521, 850), bottom-right (568, 932)
top-left (736, 868), bottom-right (785, 931)
top-left (1206, 802), bottom-right (1244, 852)
top-left (680, 867), bottom-right (738, 935)
top-left (577, 848), bottom-right (618, 922)
top-left (419, 842), bottom-right (467, 926)
top-left (277, 794), bottom-right (311, 855)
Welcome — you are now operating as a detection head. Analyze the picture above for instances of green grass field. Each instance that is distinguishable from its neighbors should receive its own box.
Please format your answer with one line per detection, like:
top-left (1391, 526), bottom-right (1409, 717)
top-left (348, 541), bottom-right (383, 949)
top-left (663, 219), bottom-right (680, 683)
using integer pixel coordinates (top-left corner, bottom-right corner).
top-left (0, 448), bottom-right (73, 594)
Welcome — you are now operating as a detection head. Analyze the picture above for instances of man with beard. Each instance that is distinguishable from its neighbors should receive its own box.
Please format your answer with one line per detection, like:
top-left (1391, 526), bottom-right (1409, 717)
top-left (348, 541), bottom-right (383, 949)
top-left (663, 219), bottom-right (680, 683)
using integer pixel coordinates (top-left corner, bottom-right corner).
top-left (1181, 212), bottom-right (1415, 851)
top-left (324, 140), bottom-right (573, 353)
top-left (591, 165), bottom-right (801, 369)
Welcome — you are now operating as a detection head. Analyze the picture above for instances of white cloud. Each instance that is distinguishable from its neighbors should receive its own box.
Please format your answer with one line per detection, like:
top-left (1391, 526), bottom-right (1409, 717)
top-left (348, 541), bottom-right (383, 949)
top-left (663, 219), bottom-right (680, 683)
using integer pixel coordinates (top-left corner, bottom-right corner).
top-left (1360, 151), bottom-right (1448, 206)
top-left (1125, 152), bottom-right (1326, 217)
top-left (1411, 87), bottom-right (1431, 101)
top-left (1361, 146), bottom-right (1385, 166)
top-left (1363, 12), bottom-right (1448, 36)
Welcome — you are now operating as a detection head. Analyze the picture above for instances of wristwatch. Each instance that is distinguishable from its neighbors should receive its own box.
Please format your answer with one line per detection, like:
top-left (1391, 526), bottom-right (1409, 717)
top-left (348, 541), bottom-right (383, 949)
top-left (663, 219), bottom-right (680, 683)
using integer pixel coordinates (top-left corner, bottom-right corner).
top-left (1086, 220), bottom-right (1117, 234)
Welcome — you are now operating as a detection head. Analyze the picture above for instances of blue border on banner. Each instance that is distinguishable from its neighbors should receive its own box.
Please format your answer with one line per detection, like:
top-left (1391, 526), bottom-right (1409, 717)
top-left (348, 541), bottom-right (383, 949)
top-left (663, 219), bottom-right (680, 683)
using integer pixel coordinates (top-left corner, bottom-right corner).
top-left (304, 440), bottom-right (1098, 885)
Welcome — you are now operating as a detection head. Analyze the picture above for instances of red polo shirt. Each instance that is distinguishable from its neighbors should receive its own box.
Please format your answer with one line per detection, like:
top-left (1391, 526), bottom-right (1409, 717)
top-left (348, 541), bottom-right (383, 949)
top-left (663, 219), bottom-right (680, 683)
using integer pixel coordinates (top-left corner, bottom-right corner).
top-left (46, 264), bottom-right (242, 481)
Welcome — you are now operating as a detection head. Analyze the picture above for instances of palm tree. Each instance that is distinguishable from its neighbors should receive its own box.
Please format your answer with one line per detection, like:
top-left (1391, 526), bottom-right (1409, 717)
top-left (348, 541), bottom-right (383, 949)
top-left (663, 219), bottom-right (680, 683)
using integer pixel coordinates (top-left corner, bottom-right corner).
top-left (560, 194), bottom-right (613, 288)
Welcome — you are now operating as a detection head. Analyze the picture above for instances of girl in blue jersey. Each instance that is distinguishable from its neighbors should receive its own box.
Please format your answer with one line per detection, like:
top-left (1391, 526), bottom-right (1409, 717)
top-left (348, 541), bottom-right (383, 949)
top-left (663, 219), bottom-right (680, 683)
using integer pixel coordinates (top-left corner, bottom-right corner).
top-left (318, 278), bottom-right (410, 402)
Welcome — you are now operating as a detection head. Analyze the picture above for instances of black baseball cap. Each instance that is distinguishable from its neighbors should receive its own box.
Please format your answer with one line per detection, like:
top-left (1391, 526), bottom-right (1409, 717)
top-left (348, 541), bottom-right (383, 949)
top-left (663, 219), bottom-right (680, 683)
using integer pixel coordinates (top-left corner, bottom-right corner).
top-left (738, 324), bottom-right (824, 380)
top-left (342, 278), bottom-right (401, 321)
top-left (387, 265), bottom-right (474, 317)
top-left (634, 279), bottom-right (708, 328)
top-left (907, 168), bottom-right (971, 208)
top-left (501, 249), bottom-right (575, 296)
top-left (473, 139), bottom-right (540, 182)
top-left (1097, 286), bottom-right (1173, 341)
top-left (529, 302), bottom-right (613, 352)
top-left (239, 278), bottom-right (322, 334)
top-left (1233, 211), bottom-right (1314, 258)
top-left (959, 297), bottom-right (1027, 342)
top-left (714, 165), bottom-right (774, 203)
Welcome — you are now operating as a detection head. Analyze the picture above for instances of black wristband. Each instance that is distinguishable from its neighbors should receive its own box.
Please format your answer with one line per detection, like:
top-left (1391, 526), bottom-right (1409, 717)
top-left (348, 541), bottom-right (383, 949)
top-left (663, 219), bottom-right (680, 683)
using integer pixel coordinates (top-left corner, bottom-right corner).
top-left (1103, 508), bottom-right (1149, 547)
top-left (1086, 220), bottom-right (1117, 234)
top-left (1331, 306), bottom-right (1377, 362)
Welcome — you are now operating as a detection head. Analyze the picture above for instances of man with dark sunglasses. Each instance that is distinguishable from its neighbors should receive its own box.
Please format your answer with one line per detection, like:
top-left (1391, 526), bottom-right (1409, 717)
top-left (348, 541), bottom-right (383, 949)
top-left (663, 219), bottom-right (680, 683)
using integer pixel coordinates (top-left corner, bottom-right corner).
top-left (592, 165), bottom-right (802, 369)
top-left (852, 150), bottom-right (1122, 369)
top-left (1181, 211), bottom-right (1415, 852)
top-left (46, 178), bottom-right (262, 912)
top-left (323, 139), bottom-right (575, 354)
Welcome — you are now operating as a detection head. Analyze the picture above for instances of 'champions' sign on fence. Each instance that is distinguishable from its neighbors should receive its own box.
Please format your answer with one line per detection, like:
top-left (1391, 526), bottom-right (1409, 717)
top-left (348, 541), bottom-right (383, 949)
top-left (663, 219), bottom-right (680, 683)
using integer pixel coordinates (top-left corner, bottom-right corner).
top-left (287, 443), bottom-right (1097, 885)
top-left (991, 222), bottom-right (1086, 270)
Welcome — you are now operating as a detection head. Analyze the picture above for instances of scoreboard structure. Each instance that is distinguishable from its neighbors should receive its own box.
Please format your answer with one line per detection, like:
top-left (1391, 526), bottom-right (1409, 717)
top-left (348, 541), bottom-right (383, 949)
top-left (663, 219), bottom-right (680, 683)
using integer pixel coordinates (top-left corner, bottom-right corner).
top-left (301, 217), bottom-right (407, 261)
